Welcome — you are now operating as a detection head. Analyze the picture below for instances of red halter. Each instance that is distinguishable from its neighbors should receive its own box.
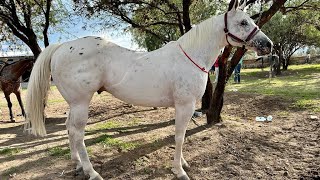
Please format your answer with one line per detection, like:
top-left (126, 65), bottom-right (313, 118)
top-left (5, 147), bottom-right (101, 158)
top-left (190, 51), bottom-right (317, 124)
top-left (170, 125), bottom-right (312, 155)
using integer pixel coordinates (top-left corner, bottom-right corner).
top-left (224, 12), bottom-right (260, 46)
top-left (178, 13), bottom-right (260, 74)
top-left (178, 44), bottom-right (209, 73)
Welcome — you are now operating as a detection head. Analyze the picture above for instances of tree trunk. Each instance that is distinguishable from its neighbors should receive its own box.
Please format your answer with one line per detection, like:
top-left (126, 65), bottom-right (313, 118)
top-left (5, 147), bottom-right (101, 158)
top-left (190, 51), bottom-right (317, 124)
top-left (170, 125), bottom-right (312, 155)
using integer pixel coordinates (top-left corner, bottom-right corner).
top-left (275, 61), bottom-right (281, 75)
top-left (182, 0), bottom-right (192, 32)
top-left (275, 54), bottom-right (282, 75)
top-left (283, 63), bottom-right (288, 70)
top-left (201, 76), bottom-right (213, 112)
top-left (205, 46), bottom-right (233, 124)
top-left (28, 34), bottom-right (42, 59)
top-left (203, 0), bottom-right (288, 125)
top-left (207, 61), bottom-right (226, 124)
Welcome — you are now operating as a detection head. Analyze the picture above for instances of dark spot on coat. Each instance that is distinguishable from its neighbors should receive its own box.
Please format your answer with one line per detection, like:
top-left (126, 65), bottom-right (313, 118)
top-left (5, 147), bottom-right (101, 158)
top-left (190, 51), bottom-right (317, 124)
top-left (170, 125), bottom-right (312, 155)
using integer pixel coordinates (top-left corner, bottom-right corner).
top-left (79, 53), bottom-right (83, 55)
top-left (81, 48), bottom-right (84, 50)
top-left (97, 44), bottom-right (100, 46)
top-left (94, 37), bottom-right (103, 40)
top-left (86, 82), bottom-right (90, 85)
top-left (70, 46), bottom-right (72, 49)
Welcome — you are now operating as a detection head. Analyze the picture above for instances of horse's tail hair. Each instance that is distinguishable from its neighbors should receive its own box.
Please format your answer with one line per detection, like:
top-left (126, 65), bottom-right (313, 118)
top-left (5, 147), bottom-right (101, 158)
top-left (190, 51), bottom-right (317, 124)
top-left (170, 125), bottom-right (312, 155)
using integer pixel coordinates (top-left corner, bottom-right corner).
top-left (24, 44), bottom-right (61, 137)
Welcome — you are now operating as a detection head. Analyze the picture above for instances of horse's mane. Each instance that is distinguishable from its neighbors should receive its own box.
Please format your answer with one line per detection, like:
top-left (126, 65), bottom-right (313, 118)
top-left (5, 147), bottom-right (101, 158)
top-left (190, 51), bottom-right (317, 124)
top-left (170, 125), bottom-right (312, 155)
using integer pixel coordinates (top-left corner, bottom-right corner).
top-left (177, 16), bottom-right (221, 49)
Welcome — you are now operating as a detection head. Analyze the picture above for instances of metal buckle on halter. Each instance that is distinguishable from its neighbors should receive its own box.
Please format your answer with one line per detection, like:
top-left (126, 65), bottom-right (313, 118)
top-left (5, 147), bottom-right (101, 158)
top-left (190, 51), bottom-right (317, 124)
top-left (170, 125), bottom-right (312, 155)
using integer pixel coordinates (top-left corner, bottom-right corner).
top-left (224, 28), bottom-right (229, 34)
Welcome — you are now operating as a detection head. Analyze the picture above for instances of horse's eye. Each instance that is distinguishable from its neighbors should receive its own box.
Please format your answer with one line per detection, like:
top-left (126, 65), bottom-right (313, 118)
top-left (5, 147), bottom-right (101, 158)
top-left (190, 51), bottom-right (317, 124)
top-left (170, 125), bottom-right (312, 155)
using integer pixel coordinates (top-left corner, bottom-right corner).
top-left (240, 20), bottom-right (248, 26)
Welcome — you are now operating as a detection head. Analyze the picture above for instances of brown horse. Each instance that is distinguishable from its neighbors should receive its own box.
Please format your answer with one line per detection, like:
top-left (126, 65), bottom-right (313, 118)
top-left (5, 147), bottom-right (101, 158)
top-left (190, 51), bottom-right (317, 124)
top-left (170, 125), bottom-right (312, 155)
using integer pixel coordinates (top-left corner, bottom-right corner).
top-left (0, 58), bottom-right (33, 122)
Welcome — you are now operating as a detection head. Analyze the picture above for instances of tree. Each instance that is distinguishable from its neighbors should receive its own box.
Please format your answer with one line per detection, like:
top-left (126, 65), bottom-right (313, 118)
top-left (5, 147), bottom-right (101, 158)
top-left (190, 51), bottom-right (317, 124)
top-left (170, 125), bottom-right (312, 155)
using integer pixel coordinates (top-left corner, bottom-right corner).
top-left (0, 0), bottom-right (67, 58)
top-left (205, 0), bottom-right (289, 124)
top-left (73, 0), bottom-right (227, 51)
top-left (262, 1), bottom-right (320, 72)
top-left (130, 1), bottom-right (226, 51)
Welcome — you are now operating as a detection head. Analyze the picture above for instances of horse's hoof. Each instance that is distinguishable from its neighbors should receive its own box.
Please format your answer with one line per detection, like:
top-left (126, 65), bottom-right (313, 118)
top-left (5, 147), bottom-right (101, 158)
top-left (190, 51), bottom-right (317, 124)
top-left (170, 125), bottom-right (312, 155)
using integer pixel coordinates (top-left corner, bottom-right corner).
top-left (90, 174), bottom-right (103, 180)
top-left (10, 119), bottom-right (16, 123)
top-left (178, 175), bottom-right (190, 180)
top-left (182, 163), bottom-right (190, 170)
top-left (74, 167), bottom-right (84, 176)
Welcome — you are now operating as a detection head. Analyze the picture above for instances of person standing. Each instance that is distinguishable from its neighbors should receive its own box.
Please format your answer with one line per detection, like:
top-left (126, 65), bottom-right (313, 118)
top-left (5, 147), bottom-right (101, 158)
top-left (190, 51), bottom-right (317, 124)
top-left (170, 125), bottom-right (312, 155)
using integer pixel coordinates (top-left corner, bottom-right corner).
top-left (234, 57), bottom-right (243, 83)
top-left (305, 53), bottom-right (311, 64)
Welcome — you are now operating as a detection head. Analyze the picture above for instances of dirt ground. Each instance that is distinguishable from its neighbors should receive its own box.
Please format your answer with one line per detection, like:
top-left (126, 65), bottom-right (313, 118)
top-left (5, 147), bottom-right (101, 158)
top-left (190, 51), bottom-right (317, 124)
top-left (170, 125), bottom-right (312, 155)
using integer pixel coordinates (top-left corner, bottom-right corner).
top-left (0, 90), bottom-right (319, 180)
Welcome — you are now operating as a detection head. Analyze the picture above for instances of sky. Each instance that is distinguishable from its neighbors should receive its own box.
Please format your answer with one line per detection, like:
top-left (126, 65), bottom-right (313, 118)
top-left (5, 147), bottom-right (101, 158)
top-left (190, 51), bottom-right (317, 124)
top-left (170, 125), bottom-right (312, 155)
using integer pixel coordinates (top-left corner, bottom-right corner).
top-left (0, 0), bottom-right (141, 57)
top-left (0, 28), bottom-right (139, 57)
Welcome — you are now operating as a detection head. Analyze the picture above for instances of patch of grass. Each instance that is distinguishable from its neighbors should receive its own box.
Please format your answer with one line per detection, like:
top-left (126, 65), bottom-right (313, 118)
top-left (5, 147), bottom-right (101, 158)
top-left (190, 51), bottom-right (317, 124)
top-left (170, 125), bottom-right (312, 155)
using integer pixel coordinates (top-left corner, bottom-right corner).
top-left (87, 121), bottom-right (121, 131)
top-left (226, 64), bottom-right (320, 112)
top-left (2, 167), bottom-right (18, 177)
top-left (47, 98), bottom-right (65, 104)
top-left (88, 118), bottom-right (142, 132)
top-left (47, 147), bottom-right (70, 159)
top-left (276, 110), bottom-right (290, 117)
top-left (0, 148), bottom-right (22, 156)
top-left (93, 134), bottom-right (139, 151)
top-left (293, 99), bottom-right (320, 112)
top-left (128, 118), bottom-right (141, 126)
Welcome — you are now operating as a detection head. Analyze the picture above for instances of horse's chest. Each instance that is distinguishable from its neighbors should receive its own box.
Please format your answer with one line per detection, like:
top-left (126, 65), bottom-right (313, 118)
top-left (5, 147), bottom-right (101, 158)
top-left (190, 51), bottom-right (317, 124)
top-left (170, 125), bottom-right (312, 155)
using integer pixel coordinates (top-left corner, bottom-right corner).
top-left (174, 74), bottom-right (207, 101)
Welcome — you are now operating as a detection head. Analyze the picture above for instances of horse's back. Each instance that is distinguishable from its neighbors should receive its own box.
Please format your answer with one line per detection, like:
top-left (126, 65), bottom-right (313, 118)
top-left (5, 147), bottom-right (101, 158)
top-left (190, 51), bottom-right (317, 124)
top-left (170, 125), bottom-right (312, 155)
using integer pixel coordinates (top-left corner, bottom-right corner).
top-left (50, 37), bottom-right (125, 100)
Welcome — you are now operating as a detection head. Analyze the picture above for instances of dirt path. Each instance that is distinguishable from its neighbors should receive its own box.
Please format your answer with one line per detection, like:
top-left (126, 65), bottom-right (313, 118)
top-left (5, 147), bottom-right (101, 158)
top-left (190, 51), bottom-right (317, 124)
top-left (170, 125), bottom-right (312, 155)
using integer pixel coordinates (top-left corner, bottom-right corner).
top-left (0, 91), bottom-right (319, 180)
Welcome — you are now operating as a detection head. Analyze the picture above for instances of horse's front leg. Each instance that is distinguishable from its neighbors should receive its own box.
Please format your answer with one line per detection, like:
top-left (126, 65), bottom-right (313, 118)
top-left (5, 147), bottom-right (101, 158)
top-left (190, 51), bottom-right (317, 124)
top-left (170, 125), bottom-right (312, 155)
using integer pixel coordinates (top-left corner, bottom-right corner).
top-left (4, 92), bottom-right (15, 122)
top-left (14, 90), bottom-right (26, 117)
top-left (172, 101), bottom-right (195, 180)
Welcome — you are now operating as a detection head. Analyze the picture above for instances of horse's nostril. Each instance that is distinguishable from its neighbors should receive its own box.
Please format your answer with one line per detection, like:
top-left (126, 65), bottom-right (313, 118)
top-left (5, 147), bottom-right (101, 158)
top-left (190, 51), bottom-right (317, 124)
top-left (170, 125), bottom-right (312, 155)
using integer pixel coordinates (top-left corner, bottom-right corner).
top-left (266, 41), bottom-right (272, 49)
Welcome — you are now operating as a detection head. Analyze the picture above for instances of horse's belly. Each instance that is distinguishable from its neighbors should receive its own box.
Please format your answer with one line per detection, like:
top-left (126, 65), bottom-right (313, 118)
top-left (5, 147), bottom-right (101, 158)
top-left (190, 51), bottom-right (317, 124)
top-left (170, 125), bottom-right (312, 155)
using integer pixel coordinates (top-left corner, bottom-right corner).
top-left (112, 92), bottom-right (174, 107)
top-left (106, 78), bottom-right (174, 107)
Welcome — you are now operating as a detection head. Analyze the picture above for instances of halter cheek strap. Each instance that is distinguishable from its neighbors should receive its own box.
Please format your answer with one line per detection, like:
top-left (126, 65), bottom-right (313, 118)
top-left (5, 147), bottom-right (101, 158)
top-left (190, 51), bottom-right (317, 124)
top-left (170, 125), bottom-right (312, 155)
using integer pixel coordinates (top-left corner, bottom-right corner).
top-left (224, 12), bottom-right (260, 46)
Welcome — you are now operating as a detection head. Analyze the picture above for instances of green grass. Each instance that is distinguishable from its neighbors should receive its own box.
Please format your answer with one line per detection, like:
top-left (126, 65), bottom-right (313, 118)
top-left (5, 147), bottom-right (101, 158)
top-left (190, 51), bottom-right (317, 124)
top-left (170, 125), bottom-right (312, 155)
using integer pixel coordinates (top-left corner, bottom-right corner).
top-left (87, 121), bottom-right (121, 131)
top-left (87, 118), bottom-right (141, 132)
top-left (92, 134), bottom-right (140, 151)
top-left (226, 64), bottom-right (320, 112)
top-left (47, 147), bottom-right (71, 159)
top-left (0, 148), bottom-right (22, 156)
top-left (2, 167), bottom-right (19, 177)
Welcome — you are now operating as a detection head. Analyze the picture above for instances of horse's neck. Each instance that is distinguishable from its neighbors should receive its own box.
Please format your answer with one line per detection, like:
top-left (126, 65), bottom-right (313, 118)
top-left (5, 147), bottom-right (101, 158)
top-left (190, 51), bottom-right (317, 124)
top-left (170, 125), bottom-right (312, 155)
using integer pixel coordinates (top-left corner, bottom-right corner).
top-left (177, 14), bottom-right (226, 69)
top-left (3, 61), bottom-right (29, 79)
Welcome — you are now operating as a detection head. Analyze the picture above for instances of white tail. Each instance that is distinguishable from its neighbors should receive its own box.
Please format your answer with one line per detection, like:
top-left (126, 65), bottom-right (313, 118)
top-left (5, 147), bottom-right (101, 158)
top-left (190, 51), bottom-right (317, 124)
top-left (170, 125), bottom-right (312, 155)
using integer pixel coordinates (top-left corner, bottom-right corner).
top-left (24, 44), bottom-right (61, 136)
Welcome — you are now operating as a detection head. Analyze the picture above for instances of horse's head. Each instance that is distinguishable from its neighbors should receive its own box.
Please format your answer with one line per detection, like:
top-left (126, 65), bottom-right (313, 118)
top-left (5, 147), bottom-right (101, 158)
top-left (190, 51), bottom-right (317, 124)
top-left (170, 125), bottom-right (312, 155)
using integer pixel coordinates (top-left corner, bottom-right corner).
top-left (224, 0), bottom-right (273, 56)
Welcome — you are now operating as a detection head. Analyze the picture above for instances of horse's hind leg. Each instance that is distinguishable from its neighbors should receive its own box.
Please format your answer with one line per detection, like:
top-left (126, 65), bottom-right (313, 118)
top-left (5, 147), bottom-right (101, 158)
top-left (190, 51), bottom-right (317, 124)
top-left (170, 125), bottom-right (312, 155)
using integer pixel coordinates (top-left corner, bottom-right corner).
top-left (66, 112), bottom-right (82, 175)
top-left (14, 90), bottom-right (26, 117)
top-left (4, 92), bottom-right (15, 122)
top-left (172, 101), bottom-right (195, 180)
top-left (66, 100), bottom-right (103, 180)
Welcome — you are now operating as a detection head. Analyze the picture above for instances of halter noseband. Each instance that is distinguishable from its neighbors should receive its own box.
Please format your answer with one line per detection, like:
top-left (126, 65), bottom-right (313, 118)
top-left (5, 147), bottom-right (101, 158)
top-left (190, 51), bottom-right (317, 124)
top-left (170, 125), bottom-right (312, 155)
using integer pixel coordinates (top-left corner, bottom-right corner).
top-left (224, 12), bottom-right (260, 46)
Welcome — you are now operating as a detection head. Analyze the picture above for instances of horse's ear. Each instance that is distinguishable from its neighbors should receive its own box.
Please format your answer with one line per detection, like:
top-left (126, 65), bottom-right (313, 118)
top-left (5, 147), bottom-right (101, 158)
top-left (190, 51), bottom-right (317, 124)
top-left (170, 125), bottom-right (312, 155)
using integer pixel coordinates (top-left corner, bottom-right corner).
top-left (239, 0), bottom-right (247, 11)
top-left (228, 0), bottom-right (239, 12)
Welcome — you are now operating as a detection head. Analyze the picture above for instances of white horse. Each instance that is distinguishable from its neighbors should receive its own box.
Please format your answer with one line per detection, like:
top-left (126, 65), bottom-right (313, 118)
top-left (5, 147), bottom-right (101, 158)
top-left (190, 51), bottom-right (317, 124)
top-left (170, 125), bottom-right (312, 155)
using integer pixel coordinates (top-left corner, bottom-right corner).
top-left (25, 0), bottom-right (272, 179)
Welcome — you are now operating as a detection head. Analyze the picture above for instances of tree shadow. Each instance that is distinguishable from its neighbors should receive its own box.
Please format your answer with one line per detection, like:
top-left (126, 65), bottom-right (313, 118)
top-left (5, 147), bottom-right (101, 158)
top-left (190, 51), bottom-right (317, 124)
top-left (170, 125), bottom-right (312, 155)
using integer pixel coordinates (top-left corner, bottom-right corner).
top-left (1, 114), bottom-right (209, 180)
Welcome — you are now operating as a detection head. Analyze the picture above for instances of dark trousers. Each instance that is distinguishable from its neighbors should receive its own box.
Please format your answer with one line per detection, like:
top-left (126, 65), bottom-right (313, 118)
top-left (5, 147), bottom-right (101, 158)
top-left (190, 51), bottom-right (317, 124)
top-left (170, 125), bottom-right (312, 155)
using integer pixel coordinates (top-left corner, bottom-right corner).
top-left (234, 64), bottom-right (241, 83)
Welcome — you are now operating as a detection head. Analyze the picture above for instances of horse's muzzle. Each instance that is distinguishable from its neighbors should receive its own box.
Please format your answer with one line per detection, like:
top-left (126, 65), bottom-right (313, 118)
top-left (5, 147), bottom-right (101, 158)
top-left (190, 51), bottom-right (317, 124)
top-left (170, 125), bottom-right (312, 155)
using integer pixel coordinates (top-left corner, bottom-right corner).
top-left (256, 39), bottom-right (273, 56)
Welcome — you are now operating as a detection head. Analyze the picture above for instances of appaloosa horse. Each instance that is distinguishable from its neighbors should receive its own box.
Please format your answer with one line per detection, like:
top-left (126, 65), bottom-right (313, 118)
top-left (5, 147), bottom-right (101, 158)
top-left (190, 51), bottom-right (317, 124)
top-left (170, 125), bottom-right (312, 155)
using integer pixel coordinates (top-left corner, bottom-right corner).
top-left (0, 58), bottom-right (33, 122)
top-left (25, 0), bottom-right (272, 179)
